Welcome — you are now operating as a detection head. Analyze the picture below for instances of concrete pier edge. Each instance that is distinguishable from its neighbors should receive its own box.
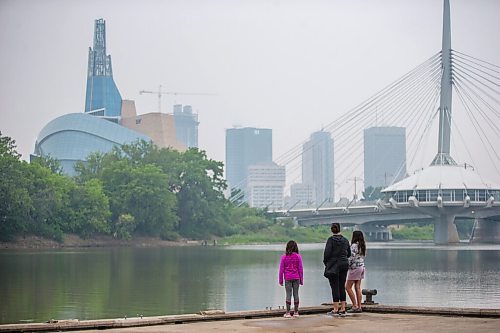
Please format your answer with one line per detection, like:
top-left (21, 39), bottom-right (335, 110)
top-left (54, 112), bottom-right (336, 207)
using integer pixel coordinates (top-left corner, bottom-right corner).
top-left (0, 304), bottom-right (499, 332)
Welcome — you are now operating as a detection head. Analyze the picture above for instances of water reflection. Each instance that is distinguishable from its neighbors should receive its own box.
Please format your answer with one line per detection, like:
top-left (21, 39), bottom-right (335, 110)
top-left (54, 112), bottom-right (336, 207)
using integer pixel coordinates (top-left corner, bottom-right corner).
top-left (0, 243), bottom-right (499, 324)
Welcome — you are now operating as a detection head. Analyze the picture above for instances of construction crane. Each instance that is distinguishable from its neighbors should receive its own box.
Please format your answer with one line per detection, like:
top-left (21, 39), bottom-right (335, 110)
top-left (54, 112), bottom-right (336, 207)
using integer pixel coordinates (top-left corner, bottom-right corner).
top-left (139, 85), bottom-right (215, 113)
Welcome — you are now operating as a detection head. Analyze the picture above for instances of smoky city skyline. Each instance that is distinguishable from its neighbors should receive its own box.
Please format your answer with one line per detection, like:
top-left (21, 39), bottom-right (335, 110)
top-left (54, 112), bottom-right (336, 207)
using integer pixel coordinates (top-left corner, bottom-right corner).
top-left (1, 0), bottom-right (499, 195)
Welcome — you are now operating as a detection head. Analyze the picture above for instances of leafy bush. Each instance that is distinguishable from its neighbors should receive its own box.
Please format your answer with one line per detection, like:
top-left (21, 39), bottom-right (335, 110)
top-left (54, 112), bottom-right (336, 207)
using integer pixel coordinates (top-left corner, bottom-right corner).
top-left (160, 229), bottom-right (180, 241)
top-left (392, 224), bottom-right (434, 240)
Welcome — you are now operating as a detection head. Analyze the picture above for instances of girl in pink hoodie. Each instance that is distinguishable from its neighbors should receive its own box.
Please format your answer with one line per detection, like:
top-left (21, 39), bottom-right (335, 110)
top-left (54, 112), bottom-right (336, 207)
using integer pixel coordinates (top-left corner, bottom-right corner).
top-left (279, 240), bottom-right (304, 318)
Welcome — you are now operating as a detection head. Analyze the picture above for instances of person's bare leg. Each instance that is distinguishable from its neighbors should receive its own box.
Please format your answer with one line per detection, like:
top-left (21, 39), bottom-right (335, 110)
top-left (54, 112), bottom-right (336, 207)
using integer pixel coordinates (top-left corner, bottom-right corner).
top-left (340, 300), bottom-right (346, 312)
top-left (354, 280), bottom-right (363, 311)
top-left (345, 280), bottom-right (357, 308)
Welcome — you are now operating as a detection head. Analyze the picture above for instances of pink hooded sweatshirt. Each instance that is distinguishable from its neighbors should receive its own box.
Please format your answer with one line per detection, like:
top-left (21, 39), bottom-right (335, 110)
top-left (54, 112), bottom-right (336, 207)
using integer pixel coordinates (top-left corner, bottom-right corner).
top-left (279, 252), bottom-right (304, 285)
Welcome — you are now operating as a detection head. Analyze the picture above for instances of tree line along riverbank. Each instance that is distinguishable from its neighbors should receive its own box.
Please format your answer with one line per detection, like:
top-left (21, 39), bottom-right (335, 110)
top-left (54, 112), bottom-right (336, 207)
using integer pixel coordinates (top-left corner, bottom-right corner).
top-left (1, 132), bottom-right (473, 248)
top-left (1, 222), bottom-right (474, 249)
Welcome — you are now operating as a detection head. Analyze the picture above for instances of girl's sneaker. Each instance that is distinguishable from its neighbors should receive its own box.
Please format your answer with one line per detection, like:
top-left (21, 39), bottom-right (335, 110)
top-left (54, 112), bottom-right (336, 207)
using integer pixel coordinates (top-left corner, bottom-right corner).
top-left (283, 312), bottom-right (292, 318)
top-left (293, 312), bottom-right (300, 318)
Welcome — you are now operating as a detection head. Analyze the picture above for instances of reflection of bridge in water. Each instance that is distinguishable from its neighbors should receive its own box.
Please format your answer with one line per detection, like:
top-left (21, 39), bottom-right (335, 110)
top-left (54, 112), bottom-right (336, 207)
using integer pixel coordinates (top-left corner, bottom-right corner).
top-left (274, 0), bottom-right (500, 244)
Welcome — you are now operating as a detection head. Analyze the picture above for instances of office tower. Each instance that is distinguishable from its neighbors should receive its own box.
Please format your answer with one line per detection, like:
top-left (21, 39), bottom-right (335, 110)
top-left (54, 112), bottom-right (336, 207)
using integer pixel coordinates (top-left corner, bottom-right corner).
top-left (302, 131), bottom-right (335, 206)
top-left (84, 18), bottom-right (122, 121)
top-left (246, 163), bottom-right (286, 210)
top-left (225, 127), bottom-right (272, 191)
top-left (173, 104), bottom-right (199, 148)
top-left (363, 126), bottom-right (407, 189)
top-left (290, 183), bottom-right (314, 208)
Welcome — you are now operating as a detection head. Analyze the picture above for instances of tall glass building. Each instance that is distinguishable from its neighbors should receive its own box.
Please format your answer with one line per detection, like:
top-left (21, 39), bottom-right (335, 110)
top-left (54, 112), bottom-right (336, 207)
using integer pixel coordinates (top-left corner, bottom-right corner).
top-left (32, 18), bottom-right (149, 175)
top-left (84, 18), bottom-right (122, 121)
top-left (173, 104), bottom-right (198, 148)
top-left (302, 131), bottom-right (335, 206)
top-left (33, 113), bottom-right (150, 176)
top-left (363, 126), bottom-right (407, 189)
top-left (225, 127), bottom-right (272, 191)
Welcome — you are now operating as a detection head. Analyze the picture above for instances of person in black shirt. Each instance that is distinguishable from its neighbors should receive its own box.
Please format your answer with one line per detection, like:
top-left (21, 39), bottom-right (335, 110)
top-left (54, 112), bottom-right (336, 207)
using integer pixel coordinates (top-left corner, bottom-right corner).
top-left (323, 222), bottom-right (351, 316)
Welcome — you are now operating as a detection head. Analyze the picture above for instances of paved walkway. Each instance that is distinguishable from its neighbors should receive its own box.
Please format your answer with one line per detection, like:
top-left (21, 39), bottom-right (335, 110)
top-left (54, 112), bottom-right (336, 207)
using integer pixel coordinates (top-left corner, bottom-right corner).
top-left (1, 306), bottom-right (498, 332)
top-left (70, 312), bottom-right (498, 333)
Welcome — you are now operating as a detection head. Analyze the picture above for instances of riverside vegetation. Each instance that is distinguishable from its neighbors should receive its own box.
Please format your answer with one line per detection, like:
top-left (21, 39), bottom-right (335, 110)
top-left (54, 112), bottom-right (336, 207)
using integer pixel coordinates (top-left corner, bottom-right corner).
top-left (0, 132), bottom-right (472, 246)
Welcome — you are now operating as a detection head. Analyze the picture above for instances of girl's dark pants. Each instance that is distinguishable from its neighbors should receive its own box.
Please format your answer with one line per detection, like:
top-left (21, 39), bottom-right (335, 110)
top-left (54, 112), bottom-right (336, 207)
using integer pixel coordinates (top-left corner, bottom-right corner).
top-left (328, 268), bottom-right (348, 302)
top-left (285, 279), bottom-right (300, 312)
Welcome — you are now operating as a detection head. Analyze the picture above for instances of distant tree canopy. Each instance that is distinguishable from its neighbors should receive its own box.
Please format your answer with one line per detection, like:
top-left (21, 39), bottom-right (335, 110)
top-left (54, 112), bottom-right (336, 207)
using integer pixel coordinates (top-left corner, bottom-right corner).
top-left (361, 186), bottom-right (384, 202)
top-left (0, 133), bottom-right (269, 242)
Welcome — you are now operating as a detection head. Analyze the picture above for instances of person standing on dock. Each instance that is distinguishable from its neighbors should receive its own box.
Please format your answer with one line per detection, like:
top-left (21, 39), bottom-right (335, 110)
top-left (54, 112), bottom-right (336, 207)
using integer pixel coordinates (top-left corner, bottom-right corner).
top-left (323, 222), bottom-right (351, 317)
top-left (279, 240), bottom-right (304, 318)
top-left (346, 230), bottom-right (366, 313)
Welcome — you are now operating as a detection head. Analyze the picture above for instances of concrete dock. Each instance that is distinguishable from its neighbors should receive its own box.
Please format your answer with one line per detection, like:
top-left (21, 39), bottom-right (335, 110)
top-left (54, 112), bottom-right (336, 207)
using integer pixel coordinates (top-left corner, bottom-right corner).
top-left (1, 305), bottom-right (498, 333)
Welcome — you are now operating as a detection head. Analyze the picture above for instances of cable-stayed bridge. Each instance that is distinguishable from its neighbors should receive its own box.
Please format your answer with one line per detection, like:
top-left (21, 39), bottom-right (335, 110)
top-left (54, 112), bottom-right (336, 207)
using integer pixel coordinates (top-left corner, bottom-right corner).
top-left (265, 0), bottom-right (500, 244)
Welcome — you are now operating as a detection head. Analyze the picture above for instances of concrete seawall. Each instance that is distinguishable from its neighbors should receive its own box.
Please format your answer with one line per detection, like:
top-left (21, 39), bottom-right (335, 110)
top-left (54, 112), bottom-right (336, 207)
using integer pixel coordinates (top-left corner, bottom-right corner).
top-left (0, 305), bottom-right (499, 332)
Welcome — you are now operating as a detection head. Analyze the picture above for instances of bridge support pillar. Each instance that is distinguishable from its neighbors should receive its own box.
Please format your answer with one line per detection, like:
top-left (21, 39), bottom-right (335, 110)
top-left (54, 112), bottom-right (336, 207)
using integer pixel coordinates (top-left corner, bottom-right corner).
top-left (358, 225), bottom-right (392, 242)
top-left (433, 214), bottom-right (459, 244)
top-left (470, 218), bottom-right (500, 244)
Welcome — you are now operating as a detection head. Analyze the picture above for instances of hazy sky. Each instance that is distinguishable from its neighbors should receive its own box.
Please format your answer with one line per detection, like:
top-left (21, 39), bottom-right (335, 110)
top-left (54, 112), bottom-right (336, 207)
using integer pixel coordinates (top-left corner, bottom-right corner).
top-left (1, 0), bottom-right (499, 193)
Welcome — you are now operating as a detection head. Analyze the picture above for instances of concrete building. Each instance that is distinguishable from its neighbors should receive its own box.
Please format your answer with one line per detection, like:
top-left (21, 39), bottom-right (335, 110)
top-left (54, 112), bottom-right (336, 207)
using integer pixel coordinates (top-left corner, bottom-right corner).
top-left (225, 127), bottom-right (272, 191)
top-left (302, 131), bottom-right (335, 206)
top-left (246, 163), bottom-right (285, 210)
top-left (120, 100), bottom-right (186, 151)
top-left (289, 183), bottom-right (314, 209)
top-left (364, 126), bottom-right (407, 189)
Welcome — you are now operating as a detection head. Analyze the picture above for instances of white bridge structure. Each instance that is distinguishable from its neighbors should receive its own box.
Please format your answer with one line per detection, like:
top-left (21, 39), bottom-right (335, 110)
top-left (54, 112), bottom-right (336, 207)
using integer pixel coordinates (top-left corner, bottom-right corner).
top-left (273, 0), bottom-right (500, 244)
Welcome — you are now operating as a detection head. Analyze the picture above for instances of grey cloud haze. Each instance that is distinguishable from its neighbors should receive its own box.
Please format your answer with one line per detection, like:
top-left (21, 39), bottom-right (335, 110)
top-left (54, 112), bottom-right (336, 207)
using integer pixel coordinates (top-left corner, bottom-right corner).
top-left (1, 0), bottom-right (499, 192)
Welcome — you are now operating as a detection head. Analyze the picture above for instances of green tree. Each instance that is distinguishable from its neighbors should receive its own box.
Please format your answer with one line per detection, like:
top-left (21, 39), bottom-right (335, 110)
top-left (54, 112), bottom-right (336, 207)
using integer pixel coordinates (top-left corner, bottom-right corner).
top-left (100, 161), bottom-right (178, 236)
top-left (68, 179), bottom-right (111, 238)
top-left (361, 186), bottom-right (383, 202)
top-left (174, 149), bottom-right (229, 238)
top-left (74, 152), bottom-right (108, 184)
top-left (31, 154), bottom-right (63, 175)
top-left (228, 206), bottom-right (271, 234)
top-left (24, 163), bottom-right (74, 241)
top-left (0, 133), bottom-right (31, 240)
top-left (114, 213), bottom-right (136, 240)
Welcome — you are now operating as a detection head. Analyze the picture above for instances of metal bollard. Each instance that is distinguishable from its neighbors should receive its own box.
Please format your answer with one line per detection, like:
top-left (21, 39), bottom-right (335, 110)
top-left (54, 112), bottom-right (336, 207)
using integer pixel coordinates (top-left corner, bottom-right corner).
top-left (362, 289), bottom-right (378, 305)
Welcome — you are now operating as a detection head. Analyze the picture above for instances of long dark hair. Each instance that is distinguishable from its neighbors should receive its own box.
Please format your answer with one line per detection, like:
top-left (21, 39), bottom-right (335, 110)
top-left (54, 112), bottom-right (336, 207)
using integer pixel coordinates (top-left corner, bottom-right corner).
top-left (286, 240), bottom-right (299, 255)
top-left (351, 230), bottom-right (366, 256)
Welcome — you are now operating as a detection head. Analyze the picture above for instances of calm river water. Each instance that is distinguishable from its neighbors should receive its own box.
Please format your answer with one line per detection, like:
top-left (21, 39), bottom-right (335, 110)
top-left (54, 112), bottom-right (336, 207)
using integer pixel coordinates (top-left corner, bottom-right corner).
top-left (0, 242), bottom-right (499, 324)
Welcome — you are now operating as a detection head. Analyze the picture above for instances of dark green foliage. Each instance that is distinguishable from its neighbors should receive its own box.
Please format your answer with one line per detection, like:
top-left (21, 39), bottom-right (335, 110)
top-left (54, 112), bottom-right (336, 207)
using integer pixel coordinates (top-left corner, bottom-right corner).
top-left (114, 214), bottom-right (135, 240)
top-left (1, 134), bottom-right (273, 242)
top-left (24, 163), bottom-right (73, 241)
top-left (160, 229), bottom-right (180, 241)
top-left (455, 219), bottom-right (475, 240)
top-left (391, 224), bottom-right (434, 240)
top-left (67, 179), bottom-right (111, 238)
top-left (0, 133), bottom-right (31, 240)
top-left (361, 186), bottom-right (383, 202)
top-left (31, 154), bottom-right (63, 175)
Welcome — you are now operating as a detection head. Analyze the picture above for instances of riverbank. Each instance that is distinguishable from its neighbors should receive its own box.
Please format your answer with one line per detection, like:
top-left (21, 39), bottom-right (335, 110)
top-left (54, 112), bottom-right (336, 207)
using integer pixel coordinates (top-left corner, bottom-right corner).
top-left (1, 305), bottom-right (498, 332)
top-left (0, 221), bottom-right (471, 249)
top-left (0, 234), bottom-right (202, 249)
